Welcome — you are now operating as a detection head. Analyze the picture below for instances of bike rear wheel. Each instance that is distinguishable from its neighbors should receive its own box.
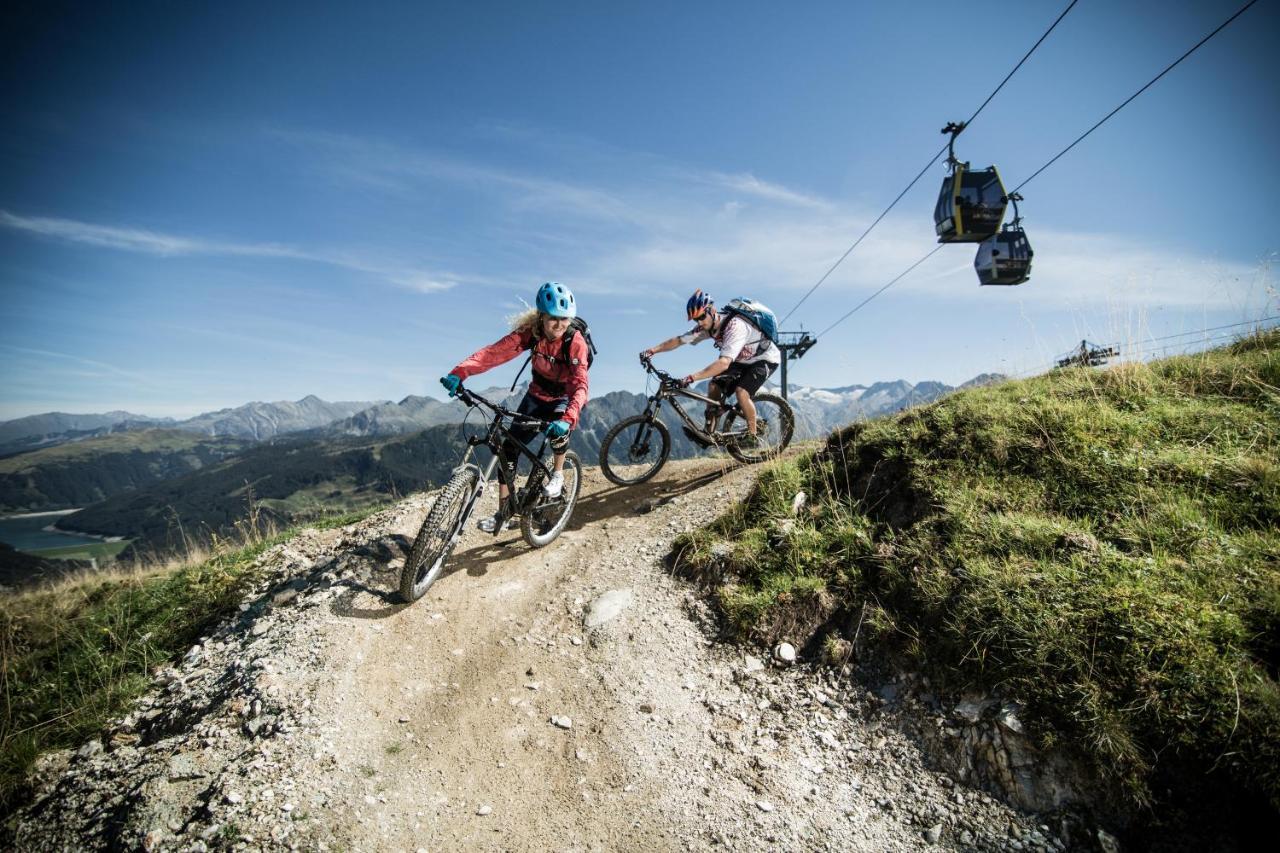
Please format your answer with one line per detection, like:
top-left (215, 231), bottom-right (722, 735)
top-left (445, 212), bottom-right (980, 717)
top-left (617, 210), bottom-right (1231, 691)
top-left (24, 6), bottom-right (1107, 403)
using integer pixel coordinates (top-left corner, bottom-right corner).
top-left (399, 467), bottom-right (479, 603)
top-left (520, 450), bottom-right (582, 548)
top-left (599, 415), bottom-right (671, 486)
top-left (721, 392), bottom-right (795, 463)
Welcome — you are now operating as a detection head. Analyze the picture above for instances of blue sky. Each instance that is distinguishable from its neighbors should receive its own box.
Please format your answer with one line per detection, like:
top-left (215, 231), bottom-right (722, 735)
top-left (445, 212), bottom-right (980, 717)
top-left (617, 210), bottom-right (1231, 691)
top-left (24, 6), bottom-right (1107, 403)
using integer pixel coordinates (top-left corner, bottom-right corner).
top-left (2, 0), bottom-right (1276, 419)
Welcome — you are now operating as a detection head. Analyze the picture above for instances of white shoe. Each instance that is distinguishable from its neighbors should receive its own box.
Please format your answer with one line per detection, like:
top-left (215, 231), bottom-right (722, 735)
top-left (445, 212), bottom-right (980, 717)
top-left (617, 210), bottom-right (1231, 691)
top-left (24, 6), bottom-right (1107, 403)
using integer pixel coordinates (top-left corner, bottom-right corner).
top-left (543, 471), bottom-right (565, 498)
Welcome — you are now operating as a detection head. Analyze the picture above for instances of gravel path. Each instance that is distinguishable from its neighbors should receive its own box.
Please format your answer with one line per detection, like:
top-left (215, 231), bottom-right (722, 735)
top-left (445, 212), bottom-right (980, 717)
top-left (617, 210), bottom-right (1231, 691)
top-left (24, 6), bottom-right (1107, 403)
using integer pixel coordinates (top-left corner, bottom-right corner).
top-left (12, 457), bottom-right (1086, 851)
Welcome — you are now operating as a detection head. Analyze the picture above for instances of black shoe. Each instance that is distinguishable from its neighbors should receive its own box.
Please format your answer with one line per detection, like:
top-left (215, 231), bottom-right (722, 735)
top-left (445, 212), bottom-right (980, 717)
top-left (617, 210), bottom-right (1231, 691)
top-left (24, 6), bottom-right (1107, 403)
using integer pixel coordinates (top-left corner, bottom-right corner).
top-left (681, 425), bottom-right (713, 448)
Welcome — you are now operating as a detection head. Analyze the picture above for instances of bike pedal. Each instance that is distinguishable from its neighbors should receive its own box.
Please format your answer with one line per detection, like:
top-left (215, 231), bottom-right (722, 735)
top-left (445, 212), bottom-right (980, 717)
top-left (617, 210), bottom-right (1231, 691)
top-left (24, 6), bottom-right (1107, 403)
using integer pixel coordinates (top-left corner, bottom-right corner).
top-left (680, 425), bottom-right (713, 448)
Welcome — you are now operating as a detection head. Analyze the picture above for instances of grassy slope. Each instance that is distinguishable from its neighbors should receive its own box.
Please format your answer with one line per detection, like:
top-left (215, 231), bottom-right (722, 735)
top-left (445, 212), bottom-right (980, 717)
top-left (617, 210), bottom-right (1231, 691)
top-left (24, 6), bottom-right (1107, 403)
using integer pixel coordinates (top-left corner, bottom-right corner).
top-left (0, 505), bottom-right (384, 818)
top-left (676, 330), bottom-right (1279, 812)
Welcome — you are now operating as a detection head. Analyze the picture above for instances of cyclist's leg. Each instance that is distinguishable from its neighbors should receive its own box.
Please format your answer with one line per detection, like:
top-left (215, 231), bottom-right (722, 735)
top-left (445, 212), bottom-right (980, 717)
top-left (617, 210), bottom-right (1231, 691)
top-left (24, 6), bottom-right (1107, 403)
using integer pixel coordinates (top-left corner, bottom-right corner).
top-left (546, 399), bottom-right (570, 474)
top-left (732, 362), bottom-right (775, 435)
top-left (709, 363), bottom-right (748, 432)
top-left (511, 394), bottom-right (571, 495)
top-left (500, 394), bottom-right (546, 494)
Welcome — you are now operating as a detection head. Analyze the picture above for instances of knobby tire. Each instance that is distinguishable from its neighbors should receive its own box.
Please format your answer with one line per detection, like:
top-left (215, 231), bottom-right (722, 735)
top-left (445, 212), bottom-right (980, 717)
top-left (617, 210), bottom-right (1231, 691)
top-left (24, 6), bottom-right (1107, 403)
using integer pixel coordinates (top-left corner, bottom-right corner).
top-left (521, 450), bottom-right (582, 547)
top-left (399, 467), bottom-right (479, 603)
top-left (599, 415), bottom-right (672, 486)
top-left (724, 392), bottom-right (795, 464)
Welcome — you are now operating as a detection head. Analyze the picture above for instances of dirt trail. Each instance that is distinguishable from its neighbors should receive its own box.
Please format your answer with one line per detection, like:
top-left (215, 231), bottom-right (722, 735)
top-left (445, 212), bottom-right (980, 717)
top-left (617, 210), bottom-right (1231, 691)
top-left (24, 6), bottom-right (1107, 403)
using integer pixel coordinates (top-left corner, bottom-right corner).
top-left (295, 458), bottom-right (765, 849)
top-left (280, 458), bottom-right (1050, 851)
top-left (13, 456), bottom-right (1072, 852)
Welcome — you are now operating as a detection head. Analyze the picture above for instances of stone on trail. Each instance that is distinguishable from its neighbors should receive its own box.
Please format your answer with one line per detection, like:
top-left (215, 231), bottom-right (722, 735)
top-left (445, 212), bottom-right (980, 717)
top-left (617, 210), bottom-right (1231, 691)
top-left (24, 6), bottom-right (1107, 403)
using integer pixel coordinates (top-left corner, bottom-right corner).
top-left (550, 715), bottom-right (573, 730)
top-left (773, 642), bottom-right (797, 664)
top-left (756, 800), bottom-right (775, 812)
top-left (76, 739), bottom-right (103, 759)
top-left (476, 804), bottom-right (492, 816)
top-left (924, 824), bottom-right (943, 844)
top-left (743, 655), bottom-right (765, 673)
top-left (584, 588), bottom-right (633, 629)
top-left (167, 754), bottom-right (204, 781)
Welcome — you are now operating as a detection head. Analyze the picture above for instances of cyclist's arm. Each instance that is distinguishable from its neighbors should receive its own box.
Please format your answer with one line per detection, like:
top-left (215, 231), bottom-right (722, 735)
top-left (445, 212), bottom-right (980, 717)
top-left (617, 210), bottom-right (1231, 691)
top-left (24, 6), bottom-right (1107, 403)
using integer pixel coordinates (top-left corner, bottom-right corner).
top-left (561, 334), bottom-right (591, 427)
top-left (450, 329), bottom-right (529, 381)
top-left (686, 355), bottom-right (733, 384)
top-left (642, 335), bottom-right (685, 357)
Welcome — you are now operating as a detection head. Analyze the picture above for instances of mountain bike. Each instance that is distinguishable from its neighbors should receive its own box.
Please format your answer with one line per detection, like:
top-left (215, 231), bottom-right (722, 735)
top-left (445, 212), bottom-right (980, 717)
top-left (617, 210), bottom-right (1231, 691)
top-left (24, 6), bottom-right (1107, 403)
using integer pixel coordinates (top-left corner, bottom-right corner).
top-left (598, 355), bottom-right (795, 486)
top-left (399, 385), bottom-right (582, 603)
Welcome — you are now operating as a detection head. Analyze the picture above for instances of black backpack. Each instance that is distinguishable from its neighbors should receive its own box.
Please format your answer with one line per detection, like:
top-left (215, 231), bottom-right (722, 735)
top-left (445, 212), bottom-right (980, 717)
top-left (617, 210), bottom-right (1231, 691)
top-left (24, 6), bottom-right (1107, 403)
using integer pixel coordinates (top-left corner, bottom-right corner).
top-left (510, 317), bottom-right (597, 392)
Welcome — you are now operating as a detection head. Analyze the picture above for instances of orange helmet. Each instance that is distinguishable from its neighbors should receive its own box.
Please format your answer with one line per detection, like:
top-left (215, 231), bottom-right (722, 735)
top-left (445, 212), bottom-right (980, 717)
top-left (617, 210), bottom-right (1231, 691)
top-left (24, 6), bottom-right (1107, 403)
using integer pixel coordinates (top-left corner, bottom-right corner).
top-left (686, 289), bottom-right (714, 320)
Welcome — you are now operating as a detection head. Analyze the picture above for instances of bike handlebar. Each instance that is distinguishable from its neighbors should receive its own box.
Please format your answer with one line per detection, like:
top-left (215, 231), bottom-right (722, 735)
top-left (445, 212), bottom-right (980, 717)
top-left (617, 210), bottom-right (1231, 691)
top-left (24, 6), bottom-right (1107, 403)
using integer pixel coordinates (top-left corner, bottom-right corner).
top-left (638, 355), bottom-right (688, 389)
top-left (455, 385), bottom-right (553, 428)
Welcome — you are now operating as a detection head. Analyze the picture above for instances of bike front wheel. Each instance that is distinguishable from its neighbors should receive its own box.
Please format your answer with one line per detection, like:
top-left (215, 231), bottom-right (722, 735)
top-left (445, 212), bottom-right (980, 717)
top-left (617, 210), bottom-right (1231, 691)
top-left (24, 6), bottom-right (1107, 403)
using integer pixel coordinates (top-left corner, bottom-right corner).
top-left (721, 392), bottom-right (795, 464)
top-left (399, 466), bottom-right (480, 603)
top-left (599, 415), bottom-right (672, 486)
top-left (520, 450), bottom-right (582, 548)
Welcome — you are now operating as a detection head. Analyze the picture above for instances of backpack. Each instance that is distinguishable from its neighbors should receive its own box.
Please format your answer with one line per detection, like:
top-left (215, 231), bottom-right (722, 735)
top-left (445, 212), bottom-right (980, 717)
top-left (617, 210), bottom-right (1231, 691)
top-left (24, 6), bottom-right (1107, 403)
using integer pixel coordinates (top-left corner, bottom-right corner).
top-left (721, 298), bottom-right (780, 345)
top-left (510, 317), bottom-right (597, 392)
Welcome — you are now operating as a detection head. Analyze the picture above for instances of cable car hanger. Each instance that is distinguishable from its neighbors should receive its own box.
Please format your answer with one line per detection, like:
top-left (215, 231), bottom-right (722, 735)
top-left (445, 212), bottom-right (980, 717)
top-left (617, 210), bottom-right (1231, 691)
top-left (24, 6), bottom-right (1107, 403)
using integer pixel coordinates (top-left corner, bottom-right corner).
top-left (934, 121), bottom-right (1008, 244)
top-left (974, 191), bottom-right (1034, 286)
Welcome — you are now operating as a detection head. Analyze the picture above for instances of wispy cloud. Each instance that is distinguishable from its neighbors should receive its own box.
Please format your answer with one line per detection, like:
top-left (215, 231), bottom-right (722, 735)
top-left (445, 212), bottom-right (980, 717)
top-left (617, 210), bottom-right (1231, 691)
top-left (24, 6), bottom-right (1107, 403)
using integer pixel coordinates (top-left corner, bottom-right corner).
top-left (0, 209), bottom-right (464, 294)
top-left (703, 171), bottom-right (832, 210)
top-left (269, 129), bottom-right (642, 226)
top-left (270, 128), bottom-right (1257, 316)
top-left (0, 343), bottom-right (166, 389)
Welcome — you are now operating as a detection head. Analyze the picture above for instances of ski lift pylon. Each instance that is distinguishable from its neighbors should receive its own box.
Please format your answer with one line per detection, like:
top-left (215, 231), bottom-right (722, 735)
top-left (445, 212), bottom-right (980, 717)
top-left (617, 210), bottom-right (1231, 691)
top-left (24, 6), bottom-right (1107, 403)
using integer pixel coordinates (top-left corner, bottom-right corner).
top-left (934, 121), bottom-right (1007, 243)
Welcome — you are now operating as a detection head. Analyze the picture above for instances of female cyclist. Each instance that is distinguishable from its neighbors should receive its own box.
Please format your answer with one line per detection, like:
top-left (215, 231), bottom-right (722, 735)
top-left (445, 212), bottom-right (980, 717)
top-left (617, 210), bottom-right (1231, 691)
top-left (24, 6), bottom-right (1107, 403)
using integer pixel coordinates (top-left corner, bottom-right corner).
top-left (439, 282), bottom-right (589, 532)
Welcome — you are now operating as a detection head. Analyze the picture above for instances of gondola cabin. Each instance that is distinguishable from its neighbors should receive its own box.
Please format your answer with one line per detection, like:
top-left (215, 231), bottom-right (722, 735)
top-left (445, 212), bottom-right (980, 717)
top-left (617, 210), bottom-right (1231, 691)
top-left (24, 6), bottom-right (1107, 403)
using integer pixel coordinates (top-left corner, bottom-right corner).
top-left (974, 224), bottom-right (1033, 286)
top-left (934, 163), bottom-right (1007, 243)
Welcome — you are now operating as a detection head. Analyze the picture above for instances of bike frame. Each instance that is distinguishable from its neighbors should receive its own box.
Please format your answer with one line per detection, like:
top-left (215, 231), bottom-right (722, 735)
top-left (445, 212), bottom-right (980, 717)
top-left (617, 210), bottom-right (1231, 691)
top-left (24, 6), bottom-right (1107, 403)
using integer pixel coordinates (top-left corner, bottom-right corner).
top-left (636, 364), bottom-right (747, 440)
top-left (450, 388), bottom-right (558, 537)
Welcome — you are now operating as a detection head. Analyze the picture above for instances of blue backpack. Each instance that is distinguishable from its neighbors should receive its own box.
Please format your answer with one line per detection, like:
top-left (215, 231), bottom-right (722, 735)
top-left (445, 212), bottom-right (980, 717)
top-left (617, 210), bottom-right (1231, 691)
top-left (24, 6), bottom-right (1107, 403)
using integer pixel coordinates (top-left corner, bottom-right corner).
top-left (721, 298), bottom-right (779, 344)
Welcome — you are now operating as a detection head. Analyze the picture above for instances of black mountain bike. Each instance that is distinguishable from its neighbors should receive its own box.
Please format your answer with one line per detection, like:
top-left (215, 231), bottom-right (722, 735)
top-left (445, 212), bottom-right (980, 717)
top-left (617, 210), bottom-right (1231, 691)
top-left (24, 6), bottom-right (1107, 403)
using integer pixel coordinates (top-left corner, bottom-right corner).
top-left (598, 355), bottom-right (795, 486)
top-left (399, 385), bottom-right (582, 603)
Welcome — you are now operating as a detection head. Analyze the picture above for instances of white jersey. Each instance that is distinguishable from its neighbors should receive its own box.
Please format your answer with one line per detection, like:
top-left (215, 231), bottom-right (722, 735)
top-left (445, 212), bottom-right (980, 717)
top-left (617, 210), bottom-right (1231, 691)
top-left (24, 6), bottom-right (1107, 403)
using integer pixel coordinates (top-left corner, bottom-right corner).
top-left (680, 315), bottom-right (780, 365)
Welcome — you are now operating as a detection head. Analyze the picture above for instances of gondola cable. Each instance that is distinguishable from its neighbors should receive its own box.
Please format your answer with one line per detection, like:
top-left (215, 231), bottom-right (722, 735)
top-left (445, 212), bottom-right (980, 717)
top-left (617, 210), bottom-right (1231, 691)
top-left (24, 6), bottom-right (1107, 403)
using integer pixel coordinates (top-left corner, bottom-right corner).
top-left (778, 0), bottom-right (1081, 325)
top-left (810, 0), bottom-right (1262, 340)
top-left (1007, 0), bottom-right (1260, 197)
top-left (815, 246), bottom-right (947, 338)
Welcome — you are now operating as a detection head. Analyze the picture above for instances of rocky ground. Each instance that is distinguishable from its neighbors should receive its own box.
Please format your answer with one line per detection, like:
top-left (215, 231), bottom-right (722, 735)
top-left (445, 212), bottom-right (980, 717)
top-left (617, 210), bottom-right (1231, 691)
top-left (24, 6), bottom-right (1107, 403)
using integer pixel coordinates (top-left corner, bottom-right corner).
top-left (11, 457), bottom-right (1114, 851)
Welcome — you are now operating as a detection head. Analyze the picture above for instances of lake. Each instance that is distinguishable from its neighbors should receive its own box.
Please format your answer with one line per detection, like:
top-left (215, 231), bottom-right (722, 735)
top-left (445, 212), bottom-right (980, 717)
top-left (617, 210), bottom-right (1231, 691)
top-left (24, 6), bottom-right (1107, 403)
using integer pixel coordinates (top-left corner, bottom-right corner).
top-left (0, 511), bottom-right (106, 553)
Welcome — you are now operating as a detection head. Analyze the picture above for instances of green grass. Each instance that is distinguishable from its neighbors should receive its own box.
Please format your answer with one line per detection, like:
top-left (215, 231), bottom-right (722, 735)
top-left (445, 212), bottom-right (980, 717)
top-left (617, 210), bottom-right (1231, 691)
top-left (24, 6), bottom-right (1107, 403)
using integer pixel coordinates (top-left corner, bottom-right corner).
top-left (0, 504), bottom-right (382, 819)
top-left (675, 329), bottom-right (1280, 812)
top-left (0, 429), bottom-right (245, 474)
top-left (27, 540), bottom-right (133, 562)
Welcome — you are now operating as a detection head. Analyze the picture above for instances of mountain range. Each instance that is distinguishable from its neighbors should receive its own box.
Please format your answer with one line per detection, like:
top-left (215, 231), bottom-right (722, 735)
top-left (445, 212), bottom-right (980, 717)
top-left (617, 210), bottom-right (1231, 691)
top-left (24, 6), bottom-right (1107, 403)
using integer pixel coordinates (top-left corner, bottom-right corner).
top-left (0, 396), bottom-right (379, 457)
top-left (0, 373), bottom-right (1004, 561)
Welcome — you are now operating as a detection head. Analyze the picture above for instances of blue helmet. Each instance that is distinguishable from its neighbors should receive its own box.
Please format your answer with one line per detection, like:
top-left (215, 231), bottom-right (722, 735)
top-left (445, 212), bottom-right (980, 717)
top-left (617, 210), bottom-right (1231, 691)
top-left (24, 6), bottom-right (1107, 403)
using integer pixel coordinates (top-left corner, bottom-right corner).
top-left (686, 289), bottom-right (714, 320)
top-left (536, 281), bottom-right (576, 318)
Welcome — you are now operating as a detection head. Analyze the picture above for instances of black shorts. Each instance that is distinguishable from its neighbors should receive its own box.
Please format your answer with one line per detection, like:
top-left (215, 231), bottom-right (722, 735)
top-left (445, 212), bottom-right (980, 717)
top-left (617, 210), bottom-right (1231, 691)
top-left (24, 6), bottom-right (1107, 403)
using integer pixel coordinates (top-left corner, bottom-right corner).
top-left (710, 360), bottom-right (777, 398)
top-left (500, 393), bottom-right (570, 471)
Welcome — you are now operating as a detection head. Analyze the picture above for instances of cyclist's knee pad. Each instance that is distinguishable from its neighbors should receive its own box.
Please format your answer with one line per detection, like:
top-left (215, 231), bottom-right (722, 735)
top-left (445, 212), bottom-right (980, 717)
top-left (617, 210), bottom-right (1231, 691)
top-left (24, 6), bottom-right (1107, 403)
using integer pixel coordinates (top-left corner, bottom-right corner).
top-left (549, 432), bottom-right (570, 452)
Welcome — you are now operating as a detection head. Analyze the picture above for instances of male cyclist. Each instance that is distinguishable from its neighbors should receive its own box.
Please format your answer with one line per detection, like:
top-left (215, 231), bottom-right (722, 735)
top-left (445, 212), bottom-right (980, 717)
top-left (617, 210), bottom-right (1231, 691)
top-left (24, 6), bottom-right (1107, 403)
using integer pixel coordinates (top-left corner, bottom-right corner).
top-left (639, 289), bottom-right (780, 446)
top-left (440, 282), bottom-right (589, 533)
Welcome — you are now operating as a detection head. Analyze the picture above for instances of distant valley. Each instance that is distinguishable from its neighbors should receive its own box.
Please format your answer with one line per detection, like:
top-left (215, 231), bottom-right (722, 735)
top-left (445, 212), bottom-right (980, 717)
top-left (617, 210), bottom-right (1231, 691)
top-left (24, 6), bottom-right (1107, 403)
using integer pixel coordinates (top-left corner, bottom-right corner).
top-left (0, 373), bottom-right (1002, 569)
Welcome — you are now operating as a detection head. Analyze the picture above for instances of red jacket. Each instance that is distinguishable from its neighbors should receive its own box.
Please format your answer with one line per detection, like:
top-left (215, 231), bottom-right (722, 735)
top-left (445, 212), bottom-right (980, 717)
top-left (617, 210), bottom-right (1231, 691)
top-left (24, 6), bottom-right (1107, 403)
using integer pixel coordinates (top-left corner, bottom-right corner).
top-left (451, 328), bottom-right (590, 427)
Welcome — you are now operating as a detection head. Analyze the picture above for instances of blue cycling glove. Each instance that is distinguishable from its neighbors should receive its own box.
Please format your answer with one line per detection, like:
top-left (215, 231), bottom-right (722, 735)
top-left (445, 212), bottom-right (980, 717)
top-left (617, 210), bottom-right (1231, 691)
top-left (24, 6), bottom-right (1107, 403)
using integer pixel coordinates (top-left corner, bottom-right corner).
top-left (545, 420), bottom-right (570, 439)
top-left (440, 374), bottom-right (462, 397)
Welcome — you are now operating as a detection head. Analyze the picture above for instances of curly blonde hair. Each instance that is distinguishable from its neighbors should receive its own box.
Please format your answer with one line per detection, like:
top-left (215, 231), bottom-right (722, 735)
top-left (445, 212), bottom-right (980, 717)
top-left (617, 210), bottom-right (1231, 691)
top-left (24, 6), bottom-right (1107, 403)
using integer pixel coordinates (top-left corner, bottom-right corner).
top-left (508, 308), bottom-right (548, 341)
